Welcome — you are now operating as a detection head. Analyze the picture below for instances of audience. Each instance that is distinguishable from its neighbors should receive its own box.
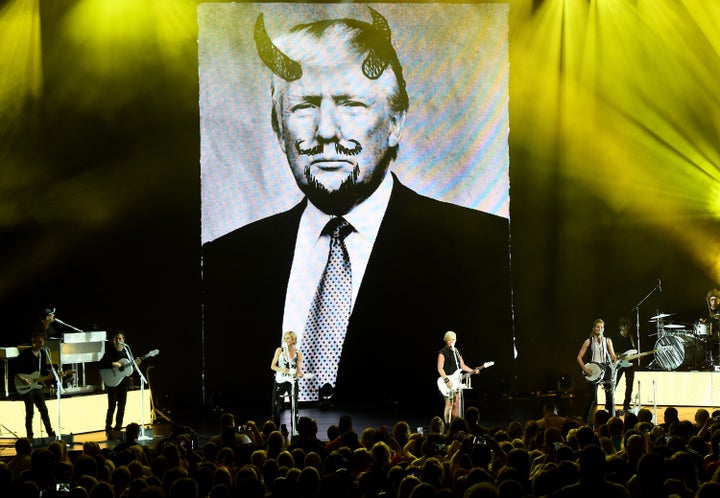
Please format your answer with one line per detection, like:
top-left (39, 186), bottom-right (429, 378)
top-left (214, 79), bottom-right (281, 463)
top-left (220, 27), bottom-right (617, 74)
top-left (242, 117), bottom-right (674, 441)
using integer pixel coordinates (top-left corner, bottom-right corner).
top-left (3, 404), bottom-right (720, 497)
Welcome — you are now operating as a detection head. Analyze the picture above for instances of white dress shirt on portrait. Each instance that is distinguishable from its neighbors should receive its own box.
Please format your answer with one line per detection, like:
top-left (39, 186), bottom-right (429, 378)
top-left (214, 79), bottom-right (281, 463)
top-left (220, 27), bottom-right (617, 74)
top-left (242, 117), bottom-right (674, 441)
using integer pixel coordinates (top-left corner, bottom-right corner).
top-left (282, 172), bottom-right (394, 347)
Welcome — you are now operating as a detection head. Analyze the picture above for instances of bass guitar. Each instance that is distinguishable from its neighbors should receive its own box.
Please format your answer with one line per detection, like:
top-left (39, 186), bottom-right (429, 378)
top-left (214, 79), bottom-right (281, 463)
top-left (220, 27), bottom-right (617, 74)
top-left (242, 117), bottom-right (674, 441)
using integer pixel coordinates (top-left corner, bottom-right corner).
top-left (100, 349), bottom-right (159, 387)
top-left (617, 347), bottom-right (669, 368)
top-left (437, 361), bottom-right (494, 397)
top-left (15, 370), bottom-right (75, 395)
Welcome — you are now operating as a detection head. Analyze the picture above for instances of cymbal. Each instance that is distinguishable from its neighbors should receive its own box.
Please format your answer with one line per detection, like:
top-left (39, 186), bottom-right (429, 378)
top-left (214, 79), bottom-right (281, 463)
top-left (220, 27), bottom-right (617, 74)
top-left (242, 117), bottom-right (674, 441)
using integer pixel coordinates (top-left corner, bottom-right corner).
top-left (662, 323), bottom-right (686, 329)
top-left (649, 313), bottom-right (674, 321)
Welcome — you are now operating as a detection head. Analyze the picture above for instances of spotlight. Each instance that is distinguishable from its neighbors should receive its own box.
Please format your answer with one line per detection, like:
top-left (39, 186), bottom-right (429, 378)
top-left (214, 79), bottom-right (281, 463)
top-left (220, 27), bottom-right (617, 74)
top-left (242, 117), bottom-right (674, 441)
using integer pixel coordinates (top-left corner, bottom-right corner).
top-left (318, 383), bottom-right (335, 408)
top-left (557, 374), bottom-right (573, 398)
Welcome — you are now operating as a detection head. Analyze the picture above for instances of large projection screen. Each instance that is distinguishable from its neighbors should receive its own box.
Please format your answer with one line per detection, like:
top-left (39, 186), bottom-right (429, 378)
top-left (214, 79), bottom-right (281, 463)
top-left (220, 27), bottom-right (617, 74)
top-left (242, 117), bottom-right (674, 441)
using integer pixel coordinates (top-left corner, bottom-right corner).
top-left (199, 3), bottom-right (512, 410)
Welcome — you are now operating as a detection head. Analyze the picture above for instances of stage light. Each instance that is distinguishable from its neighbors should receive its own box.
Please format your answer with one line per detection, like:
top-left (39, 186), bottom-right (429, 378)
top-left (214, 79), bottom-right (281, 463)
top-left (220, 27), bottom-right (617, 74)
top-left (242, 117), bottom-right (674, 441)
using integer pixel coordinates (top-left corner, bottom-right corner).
top-left (0, 0), bottom-right (42, 123)
top-left (510, 0), bottom-right (720, 281)
top-left (557, 374), bottom-right (573, 398)
top-left (46, 0), bottom-right (199, 110)
top-left (318, 383), bottom-right (335, 408)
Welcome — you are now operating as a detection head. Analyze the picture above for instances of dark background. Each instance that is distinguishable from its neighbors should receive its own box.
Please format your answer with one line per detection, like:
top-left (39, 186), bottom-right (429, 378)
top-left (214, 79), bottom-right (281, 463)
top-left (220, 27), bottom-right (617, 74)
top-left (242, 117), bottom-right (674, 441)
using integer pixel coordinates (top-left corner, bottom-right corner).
top-left (1, 0), bottom-right (718, 411)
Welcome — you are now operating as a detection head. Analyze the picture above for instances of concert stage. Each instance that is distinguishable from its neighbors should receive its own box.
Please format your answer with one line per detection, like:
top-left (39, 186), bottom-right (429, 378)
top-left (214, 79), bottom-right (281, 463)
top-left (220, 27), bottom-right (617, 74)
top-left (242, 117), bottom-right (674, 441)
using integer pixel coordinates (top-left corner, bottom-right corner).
top-left (0, 388), bottom-right (151, 441)
top-left (599, 370), bottom-right (720, 409)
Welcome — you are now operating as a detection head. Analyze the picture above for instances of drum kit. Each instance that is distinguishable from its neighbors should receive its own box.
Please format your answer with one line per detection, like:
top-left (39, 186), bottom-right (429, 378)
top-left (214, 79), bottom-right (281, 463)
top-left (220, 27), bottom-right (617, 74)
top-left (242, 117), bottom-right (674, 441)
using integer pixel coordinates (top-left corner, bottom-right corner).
top-left (648, 313), bottom-right (718, 371)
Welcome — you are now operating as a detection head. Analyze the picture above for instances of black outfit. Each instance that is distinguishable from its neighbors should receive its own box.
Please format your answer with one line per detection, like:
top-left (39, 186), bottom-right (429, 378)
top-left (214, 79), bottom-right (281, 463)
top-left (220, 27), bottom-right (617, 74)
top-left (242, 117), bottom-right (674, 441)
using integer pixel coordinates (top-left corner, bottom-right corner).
top-left (98, 346), bottom-right (132, 435)
top-left (439, 346), bottom-right (462, 380)
top-left (613, 332), bottom-right (636, 410)
top-left (15, 348), bottom-right (55, 439)
top-left (583, 336), bottom-right (615, 424)
top-left (439, 346), bottom-right (465, 402)
top-left (709, 311), bottom-right (720, 365)
top-left (203, 176), bottom-right (512, 407)
top-left (33, 323), bottom-right (57, 341)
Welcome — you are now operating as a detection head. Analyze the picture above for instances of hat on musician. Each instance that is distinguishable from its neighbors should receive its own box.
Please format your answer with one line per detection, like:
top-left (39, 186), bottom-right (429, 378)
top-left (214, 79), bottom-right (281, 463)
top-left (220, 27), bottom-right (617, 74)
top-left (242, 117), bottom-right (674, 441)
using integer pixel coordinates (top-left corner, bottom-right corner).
top-left (39, 307), bottom-right (55, 318)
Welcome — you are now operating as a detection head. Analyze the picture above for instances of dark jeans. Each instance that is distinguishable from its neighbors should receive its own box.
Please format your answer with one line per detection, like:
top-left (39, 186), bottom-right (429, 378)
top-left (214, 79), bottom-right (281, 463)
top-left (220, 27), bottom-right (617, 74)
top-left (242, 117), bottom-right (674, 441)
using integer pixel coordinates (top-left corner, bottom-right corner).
top-left (23, 389), bottom-right (54, 438)
top-left (106, 384), bottom-right (128, 432)
top-left (272, 381), bottom-right (298, 428)
top-left (585, 366), bottom-right (615, 425)
top-left (615, 366), bottom-right (635, 408)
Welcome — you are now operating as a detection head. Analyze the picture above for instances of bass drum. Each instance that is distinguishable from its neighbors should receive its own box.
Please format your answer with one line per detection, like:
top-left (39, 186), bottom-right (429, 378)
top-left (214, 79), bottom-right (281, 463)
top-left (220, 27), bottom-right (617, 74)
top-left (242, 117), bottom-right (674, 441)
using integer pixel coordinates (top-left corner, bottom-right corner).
top-left (653, 333), bottom-right (705, 371)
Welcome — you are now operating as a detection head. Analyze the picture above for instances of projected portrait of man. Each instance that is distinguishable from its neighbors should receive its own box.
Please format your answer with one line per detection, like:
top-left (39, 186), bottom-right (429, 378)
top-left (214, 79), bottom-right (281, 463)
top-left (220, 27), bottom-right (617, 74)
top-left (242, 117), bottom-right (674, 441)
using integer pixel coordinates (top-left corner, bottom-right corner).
top-left (201, 4), bottom-right (512, 407)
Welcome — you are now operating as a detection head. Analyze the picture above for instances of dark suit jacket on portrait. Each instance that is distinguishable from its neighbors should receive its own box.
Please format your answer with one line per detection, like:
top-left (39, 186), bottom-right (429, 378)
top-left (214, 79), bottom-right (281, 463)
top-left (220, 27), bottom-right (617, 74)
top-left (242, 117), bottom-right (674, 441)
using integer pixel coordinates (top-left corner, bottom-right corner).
top-left (202, 175), bottom-right (512, 409)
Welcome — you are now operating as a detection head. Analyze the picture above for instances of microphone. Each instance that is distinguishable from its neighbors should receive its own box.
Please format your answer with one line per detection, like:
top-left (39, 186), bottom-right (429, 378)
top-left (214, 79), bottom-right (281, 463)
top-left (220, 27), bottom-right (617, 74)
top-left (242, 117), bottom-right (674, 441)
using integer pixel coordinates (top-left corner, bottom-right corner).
top-left (54, 317), bottom-right (67, 325)
top-left (118, 342), bottom-right (127, 347)
top-left (657, 278), bottom-right (662, 293)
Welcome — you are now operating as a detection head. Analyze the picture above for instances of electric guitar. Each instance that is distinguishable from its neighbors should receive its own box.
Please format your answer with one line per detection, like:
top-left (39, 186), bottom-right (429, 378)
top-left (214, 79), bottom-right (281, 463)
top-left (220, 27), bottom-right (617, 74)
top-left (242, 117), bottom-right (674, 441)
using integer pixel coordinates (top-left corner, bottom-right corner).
top-left (100, 349), bottom-right (159, 387)
top-left (275, 369), bottom-right (314, 383)
top-left (617, 348), bottom-right (669, 368)
top-left (437, 361), bottom-right (494, 396)
top-left (15, 370), bottom-right (76, 395)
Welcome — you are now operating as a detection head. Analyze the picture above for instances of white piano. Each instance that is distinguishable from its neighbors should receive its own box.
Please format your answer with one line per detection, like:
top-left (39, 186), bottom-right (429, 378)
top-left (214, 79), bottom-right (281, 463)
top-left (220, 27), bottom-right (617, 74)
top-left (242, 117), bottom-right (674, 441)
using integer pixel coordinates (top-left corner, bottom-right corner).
top-left (47, 331), bottom-right (107, 394)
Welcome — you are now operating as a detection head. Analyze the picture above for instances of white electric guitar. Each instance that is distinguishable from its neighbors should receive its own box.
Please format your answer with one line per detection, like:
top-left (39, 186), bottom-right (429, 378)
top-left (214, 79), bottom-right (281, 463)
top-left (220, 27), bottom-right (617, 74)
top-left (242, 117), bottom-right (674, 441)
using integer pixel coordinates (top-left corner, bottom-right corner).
top-left (100, 349), bottom-right (159, 387)
top-left (275, 369), bottom-right (314, 383)
top-left (437, 361), bottom-right (494, 396)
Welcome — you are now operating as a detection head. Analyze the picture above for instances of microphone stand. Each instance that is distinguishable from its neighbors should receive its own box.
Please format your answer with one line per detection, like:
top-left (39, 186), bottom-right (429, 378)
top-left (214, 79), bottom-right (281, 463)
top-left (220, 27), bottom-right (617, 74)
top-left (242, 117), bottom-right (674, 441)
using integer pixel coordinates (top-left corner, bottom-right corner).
top-left (43, 347), bottom-right (63, 440)
top-left (122, 343), bottom-right (152, 442)
top-left (54, 318), bottom-right (84, 333)
top-left (290, 375), bottom-right (298, 437)
top-left (630, 281), bottom-right (661, 367)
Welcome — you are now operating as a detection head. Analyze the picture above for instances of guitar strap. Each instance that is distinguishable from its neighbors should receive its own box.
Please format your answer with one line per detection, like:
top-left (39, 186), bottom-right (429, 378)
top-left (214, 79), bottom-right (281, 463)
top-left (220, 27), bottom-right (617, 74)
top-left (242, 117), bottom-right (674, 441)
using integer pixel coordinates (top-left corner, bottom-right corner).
top-left (452, 348), bottom-right (461, 371)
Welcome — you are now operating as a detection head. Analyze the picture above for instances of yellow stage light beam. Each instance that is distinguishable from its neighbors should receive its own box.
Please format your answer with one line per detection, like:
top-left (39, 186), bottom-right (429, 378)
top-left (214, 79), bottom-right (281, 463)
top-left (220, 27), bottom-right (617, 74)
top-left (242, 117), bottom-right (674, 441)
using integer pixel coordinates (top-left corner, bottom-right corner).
top-left (47, 0), bottom-right (198, 110)
top-left (0, 0), bottom-right (42, 125)
top-left (510, 0), bottom-right (720, 281)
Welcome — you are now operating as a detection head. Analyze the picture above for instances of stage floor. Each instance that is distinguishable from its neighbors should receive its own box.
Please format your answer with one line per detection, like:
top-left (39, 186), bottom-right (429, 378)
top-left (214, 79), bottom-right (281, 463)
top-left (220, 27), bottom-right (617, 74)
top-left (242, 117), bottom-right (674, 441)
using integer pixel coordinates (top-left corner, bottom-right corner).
top-left (0, 388), bottom-right (151, 440)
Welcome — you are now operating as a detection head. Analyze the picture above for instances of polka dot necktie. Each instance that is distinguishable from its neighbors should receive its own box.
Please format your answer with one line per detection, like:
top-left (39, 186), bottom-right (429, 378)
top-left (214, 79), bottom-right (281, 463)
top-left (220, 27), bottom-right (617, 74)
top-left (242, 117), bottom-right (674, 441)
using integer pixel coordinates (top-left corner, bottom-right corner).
top-left (300, 217), bottom-right (354, 401)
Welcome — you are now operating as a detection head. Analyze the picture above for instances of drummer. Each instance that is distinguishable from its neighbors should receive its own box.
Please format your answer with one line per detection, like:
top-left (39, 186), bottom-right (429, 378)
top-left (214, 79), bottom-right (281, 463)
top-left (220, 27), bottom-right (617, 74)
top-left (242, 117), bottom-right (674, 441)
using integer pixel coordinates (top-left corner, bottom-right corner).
top-left (577, 318), bottom-right (619, 425)
top-left (613, 317), bottom-right (636, 412)
top-left (701, 289), bottom-right (720, 366)
top-left (706, 289), bottom-right (720, 332)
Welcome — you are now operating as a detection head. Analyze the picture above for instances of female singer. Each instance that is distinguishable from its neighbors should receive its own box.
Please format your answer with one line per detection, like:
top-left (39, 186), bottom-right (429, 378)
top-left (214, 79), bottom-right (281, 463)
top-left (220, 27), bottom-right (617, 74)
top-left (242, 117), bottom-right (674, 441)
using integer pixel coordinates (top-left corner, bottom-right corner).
top-left (270, 331), bottom-right (304, 429)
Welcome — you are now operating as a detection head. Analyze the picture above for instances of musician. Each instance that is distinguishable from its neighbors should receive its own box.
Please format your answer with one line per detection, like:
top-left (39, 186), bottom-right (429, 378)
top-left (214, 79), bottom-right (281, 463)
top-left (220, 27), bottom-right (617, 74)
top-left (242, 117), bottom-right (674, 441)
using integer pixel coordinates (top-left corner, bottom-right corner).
top-left (34, 308), bottom-right (58, 341)
top-left (98, 332), bottom-right (141, 440)
top-left (437, 331), bottom-right (480, 424)
top-left (705, 289), bottom-right (720, 332)
top-left (613, 317), bottom-right (636, 412)
top-left (14, 331), bottom-right (56, 440)
top-left (270, 331), bottom-right (304, 427)
top-left (577, 318), bottom-right (618, 424)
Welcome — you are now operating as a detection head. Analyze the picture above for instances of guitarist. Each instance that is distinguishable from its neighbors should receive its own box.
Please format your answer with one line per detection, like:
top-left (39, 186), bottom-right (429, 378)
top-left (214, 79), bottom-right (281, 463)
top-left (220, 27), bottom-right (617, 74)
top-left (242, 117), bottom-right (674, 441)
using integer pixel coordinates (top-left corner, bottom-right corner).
top-left (437, 331), bottom-right (481, 425)
top-left (98, 332), bottom-right (140, 440)
top-left (577, 318), bottom-right (618, 425)
top-left (612, 317), bottom-right (636, 412)
top-left (14, 331), bottom-right (56, 440)
top-left (270, 331), bottom-right (304, 428)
